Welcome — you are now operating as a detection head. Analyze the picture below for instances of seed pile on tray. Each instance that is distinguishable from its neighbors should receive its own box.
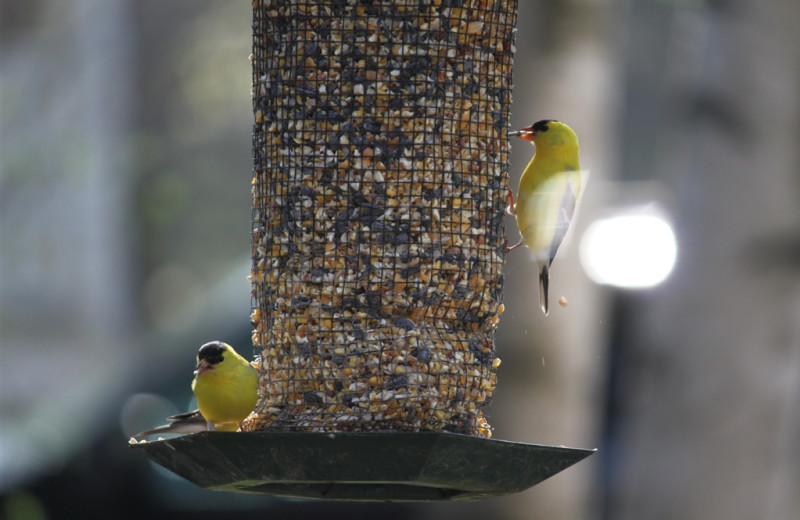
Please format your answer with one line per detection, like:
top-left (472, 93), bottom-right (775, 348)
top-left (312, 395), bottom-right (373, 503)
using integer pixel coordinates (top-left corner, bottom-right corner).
top-left (244, 0), bottom-right (517, 437)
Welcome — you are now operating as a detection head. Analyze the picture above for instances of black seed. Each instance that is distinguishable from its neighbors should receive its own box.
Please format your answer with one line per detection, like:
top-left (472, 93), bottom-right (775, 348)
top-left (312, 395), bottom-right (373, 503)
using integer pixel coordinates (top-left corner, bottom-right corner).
top-left (385, 375), bottom-right (408, 390)
top-left (393, 317), bottom-right (416, 331)
top-left (414, 346), bottom-right (431, 363)
top-left (469, 337), bottom-right (493, 364)
top-left (291, 295), bottom-right (311, 309)
top-left (296, 81), bottom-right (317, 97)
top-left (296, 343), bottom-right (312, 357)
top-left (304, 42), bottom-right (320, 56)
top-left (401, 265), bottom-right (420, 278)
top-left (303, 391), bottom-right (323, 404)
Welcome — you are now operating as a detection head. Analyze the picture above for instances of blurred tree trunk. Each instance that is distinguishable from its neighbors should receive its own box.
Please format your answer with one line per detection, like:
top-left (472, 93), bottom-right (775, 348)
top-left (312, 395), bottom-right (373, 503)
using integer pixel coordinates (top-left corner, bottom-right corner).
top-left (606, 1), bottom-right (800, 519)
top-left (422, 0), bottom-right (615, 518)
top-left (0, 0), bottom-right (137, 486)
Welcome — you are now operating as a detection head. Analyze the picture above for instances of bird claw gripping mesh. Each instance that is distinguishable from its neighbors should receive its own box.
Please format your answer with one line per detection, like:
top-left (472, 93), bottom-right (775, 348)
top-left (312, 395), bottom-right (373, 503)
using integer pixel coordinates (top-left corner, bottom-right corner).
top-left (246, 0), bottom-right (517, 437)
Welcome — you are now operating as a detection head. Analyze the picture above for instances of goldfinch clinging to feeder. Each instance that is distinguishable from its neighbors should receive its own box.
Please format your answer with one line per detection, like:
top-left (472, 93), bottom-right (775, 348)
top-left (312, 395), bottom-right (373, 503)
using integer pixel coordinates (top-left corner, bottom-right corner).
top-left (506, 120), bottom-right (586, 315)
top-left (131, 341), bottom-right (258, 440)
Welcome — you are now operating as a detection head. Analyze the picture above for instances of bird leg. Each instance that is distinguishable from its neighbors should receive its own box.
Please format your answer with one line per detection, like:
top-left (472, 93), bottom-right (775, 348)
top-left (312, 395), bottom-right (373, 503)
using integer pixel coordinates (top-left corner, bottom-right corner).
top-left (505, 188), bottom-right (523, 252)
top-left (505, 240), bottom-right (525, 253)
top-left (505, 187), bottom-right (516, 215)
top-left (207, 421), bottom-right (215, 431)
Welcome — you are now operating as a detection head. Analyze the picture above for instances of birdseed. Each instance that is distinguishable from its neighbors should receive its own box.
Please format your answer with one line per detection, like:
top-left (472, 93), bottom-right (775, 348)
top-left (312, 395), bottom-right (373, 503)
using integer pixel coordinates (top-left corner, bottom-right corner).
top-left (245, 0), bottom-right (517, 438)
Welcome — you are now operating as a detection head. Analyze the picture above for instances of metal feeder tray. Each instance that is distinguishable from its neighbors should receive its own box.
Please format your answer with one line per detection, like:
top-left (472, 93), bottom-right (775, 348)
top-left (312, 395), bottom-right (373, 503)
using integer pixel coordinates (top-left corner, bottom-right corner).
top-left (131, 431), bottom-right (594, 501)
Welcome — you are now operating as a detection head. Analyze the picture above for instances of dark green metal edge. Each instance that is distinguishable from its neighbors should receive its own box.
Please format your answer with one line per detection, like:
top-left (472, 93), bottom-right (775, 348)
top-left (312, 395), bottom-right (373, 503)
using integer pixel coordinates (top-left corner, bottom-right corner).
top-left (130, 431), bottom-right (594, 501)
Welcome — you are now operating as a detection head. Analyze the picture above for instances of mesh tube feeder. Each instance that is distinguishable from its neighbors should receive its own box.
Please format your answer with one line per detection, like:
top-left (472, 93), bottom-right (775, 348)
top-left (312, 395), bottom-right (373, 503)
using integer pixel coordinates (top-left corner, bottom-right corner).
top-left (248, 0), bottom-right (508, 437)
top-left (132, 0), bottom-right (593, 501)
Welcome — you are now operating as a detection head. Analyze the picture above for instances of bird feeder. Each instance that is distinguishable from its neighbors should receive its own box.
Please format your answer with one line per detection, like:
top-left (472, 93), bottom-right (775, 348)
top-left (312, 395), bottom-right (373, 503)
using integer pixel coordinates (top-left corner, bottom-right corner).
top-left (132, 0), bottom-right (593, 500)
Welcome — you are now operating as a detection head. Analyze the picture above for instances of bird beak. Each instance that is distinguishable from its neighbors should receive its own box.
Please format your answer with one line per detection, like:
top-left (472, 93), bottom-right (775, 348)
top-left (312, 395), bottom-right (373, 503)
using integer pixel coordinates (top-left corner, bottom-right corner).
top-left (509, 127), bottom-right (535, 141)
top-left (194, 359), bottom-right (212, 377)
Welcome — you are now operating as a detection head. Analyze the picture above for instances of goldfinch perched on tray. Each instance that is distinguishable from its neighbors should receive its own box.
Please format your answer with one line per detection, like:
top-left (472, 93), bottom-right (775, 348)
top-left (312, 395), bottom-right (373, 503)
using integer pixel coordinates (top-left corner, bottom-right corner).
top-left (506, 120), bottom-right (587, 315)
top-left (132, 341), bottom-right (258, 440)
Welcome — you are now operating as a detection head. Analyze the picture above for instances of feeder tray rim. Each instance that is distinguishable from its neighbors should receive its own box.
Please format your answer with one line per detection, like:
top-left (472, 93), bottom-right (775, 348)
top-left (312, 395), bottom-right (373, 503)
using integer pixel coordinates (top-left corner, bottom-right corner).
top-left (131, 430), bottom-right (595, 501)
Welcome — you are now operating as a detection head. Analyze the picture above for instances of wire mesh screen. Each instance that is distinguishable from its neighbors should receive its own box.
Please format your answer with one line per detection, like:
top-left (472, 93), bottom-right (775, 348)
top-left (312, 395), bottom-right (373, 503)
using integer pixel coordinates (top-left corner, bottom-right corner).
top-left (246, 0), bottom-right (517, 437)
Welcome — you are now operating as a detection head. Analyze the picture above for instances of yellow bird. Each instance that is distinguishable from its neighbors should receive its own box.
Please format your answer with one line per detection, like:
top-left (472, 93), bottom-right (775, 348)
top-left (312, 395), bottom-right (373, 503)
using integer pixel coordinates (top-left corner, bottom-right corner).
top-left (192, 340), bottom-right (259, 430)
top-left (507, 120), bottom-right (585, 315)
top-left (132, 341), bottom-right (258, 440)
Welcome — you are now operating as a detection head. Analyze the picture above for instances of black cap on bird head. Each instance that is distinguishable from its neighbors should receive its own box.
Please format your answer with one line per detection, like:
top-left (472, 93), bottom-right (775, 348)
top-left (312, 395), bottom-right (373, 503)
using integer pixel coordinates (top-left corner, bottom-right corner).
top-left (509, 119), bottom-right (557, 141)
top-left (197, 341), bottom-right (227, 366)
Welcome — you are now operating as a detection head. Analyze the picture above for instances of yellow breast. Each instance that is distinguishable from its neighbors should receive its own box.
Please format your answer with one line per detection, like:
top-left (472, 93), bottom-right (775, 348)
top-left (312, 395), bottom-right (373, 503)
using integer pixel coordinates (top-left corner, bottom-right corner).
top-left (515, 151), bottom-right (582, 263)
top-left (192, 363), bottom-right (258, 426)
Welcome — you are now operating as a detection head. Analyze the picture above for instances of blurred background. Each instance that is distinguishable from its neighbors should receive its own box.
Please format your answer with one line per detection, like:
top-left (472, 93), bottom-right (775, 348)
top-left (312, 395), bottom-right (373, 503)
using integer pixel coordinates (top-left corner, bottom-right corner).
top-left (1, 0), bottom-right (798, 519)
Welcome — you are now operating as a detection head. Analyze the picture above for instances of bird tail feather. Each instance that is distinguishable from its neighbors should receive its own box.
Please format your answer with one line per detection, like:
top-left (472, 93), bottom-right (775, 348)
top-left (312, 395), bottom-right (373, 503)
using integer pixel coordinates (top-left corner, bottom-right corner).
top-left (539, 264), bottom-right (550, 315)
top-left (131, 410), bottom-right (208, 440)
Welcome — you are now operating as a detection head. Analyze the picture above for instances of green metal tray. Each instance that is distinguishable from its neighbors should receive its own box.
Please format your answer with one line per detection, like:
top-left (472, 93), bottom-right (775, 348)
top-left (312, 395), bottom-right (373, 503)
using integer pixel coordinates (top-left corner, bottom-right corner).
top-left (130, 431), bottom-right (594, 501)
